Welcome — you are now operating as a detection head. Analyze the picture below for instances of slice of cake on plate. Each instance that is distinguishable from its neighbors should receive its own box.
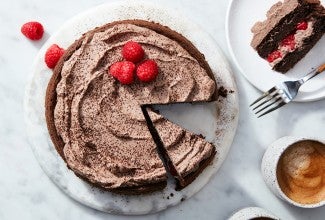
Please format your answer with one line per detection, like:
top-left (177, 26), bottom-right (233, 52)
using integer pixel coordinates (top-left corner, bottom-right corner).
top-left (251, 0), bottom-right (325, 73)
top-left (143, 108), bottom-right (216, 190)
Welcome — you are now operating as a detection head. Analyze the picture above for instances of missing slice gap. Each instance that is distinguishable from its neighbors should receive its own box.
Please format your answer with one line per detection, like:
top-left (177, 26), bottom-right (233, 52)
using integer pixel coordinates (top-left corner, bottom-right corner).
top-left (141, 105), bottom-right (185, 188)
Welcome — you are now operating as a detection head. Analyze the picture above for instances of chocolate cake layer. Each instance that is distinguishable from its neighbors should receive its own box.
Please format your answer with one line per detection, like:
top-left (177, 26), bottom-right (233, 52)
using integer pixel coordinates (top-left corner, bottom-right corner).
top-left (45, 20), bottom-right (217, 194)
top-left (273, 16), bottom-right (325, 72)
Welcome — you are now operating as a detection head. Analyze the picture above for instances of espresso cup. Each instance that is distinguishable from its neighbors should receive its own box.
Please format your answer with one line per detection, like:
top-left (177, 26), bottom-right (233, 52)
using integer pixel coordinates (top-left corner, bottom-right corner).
top-left (228, 207), bottom-right (279, 220)
top-left (261, 136), bottom-right (325, 208)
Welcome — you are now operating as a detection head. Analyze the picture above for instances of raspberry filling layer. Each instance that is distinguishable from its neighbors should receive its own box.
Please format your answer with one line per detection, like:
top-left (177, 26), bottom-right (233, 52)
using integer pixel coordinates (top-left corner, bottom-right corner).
top-left (267, 20), bottom-right (314, 67)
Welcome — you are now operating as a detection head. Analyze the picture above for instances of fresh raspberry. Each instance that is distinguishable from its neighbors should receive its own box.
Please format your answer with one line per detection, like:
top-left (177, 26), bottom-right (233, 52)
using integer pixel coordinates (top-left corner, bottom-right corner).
top-left (109, 62), bottom-right (121, 78)
top-left (281, 34), bottom-right (296, 50)
top-left (267, 50), bottom-right (282, 63)
top-left (21, 21), bottom-right (44, 40)
top-left (296, 21), bottom-right (308, 30)
top-left (136, 60), bottom-right (159, 82)
top-left (122, 41), bottom-right (144, 63)
top-left (109, 61), bottom-right (135, 84)
top-left (44, 44), bottom-right (65, 69)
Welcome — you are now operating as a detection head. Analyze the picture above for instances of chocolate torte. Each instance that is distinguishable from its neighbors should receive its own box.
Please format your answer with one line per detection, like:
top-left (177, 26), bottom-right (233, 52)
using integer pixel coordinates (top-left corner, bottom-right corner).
top-left (251, 0), bottom-right (325, 73)
top-left (45, 20), bottom-right (217, 194)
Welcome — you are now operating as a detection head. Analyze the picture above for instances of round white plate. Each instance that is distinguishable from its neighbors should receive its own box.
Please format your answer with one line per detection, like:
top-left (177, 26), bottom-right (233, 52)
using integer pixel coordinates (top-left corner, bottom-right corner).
top-left (24, 0), bottom-right (239, 215)
top-left (226, 0), bottom-right (325, 102)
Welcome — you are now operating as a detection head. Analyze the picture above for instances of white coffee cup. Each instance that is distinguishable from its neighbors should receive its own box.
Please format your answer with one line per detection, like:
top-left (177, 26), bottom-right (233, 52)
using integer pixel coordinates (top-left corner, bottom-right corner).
top-left (228, 207), bottom-right (279, 220)
top-left (261, 136), bottom-right (325, 208)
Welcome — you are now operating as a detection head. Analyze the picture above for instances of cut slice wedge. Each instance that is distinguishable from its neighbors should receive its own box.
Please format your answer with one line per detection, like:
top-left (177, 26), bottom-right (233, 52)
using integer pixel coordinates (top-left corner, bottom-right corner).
top-left (142, 106), bottom-right (216, 190)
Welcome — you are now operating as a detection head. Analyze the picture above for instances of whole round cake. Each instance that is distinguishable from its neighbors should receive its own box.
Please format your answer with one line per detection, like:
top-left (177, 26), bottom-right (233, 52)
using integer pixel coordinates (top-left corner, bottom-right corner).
top-left (45, 19), bottom-right (218, 194)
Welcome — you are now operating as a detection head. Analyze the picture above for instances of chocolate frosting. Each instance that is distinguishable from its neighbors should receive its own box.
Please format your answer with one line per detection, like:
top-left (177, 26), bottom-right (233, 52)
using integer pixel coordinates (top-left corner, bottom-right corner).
top-left (53, 23), bottom-right (216, 189)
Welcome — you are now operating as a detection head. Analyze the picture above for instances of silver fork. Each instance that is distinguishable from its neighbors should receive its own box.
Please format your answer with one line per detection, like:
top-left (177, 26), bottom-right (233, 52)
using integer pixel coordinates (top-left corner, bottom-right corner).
top-left (250, 63), bottom-right (325, 118)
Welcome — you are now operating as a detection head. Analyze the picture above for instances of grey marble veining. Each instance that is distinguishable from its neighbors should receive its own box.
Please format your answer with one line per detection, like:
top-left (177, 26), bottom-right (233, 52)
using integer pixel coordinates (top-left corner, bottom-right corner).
top-left (1, 0), bottom-right (325, 219)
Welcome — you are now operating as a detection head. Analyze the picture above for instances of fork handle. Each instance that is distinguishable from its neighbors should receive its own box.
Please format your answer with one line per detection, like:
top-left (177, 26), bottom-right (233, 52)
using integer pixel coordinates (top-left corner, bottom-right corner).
top-left (318, 63), bottom-right (325, 73)
top-left (300, 63), bottom-right (325, 84)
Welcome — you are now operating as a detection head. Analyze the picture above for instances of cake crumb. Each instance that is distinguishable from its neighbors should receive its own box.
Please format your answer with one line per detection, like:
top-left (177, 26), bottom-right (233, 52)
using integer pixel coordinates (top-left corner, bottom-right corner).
top-left (181, 198), bottom-right (185, 202)
top-left (167, 196), bottom-right (170, 200)
top-left (170, 193), bottom-right (174, 197)
top-left (218, 86), bottom-right (228, 98)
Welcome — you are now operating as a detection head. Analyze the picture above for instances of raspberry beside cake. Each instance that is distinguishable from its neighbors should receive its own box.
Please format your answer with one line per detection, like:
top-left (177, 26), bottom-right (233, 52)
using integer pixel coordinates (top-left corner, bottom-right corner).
top-left (45, 20), bottom-right (218, 194)
top-left (251, 0), bottom-right (325, 73)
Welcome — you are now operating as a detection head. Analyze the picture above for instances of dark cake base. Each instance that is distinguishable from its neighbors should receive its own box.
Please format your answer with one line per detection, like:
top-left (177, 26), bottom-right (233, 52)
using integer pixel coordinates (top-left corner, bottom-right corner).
top-left (75, 172), bottom-right (167, 195)
top-left (176, 150), bottom-right (216, 190)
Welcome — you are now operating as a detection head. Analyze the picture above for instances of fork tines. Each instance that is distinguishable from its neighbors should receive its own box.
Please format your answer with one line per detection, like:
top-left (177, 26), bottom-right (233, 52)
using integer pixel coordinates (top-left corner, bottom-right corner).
top-left (250, 87), bottom-right (287, 118)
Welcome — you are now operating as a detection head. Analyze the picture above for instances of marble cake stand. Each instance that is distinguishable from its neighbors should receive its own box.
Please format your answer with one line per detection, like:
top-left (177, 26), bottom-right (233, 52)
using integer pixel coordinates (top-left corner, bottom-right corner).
top-left (24, 0), bottom-right (239, 215)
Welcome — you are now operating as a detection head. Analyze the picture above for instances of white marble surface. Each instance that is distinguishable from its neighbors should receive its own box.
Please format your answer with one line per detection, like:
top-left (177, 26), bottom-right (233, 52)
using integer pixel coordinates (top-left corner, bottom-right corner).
top-left (1, 0), bottom-right (324, 219)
